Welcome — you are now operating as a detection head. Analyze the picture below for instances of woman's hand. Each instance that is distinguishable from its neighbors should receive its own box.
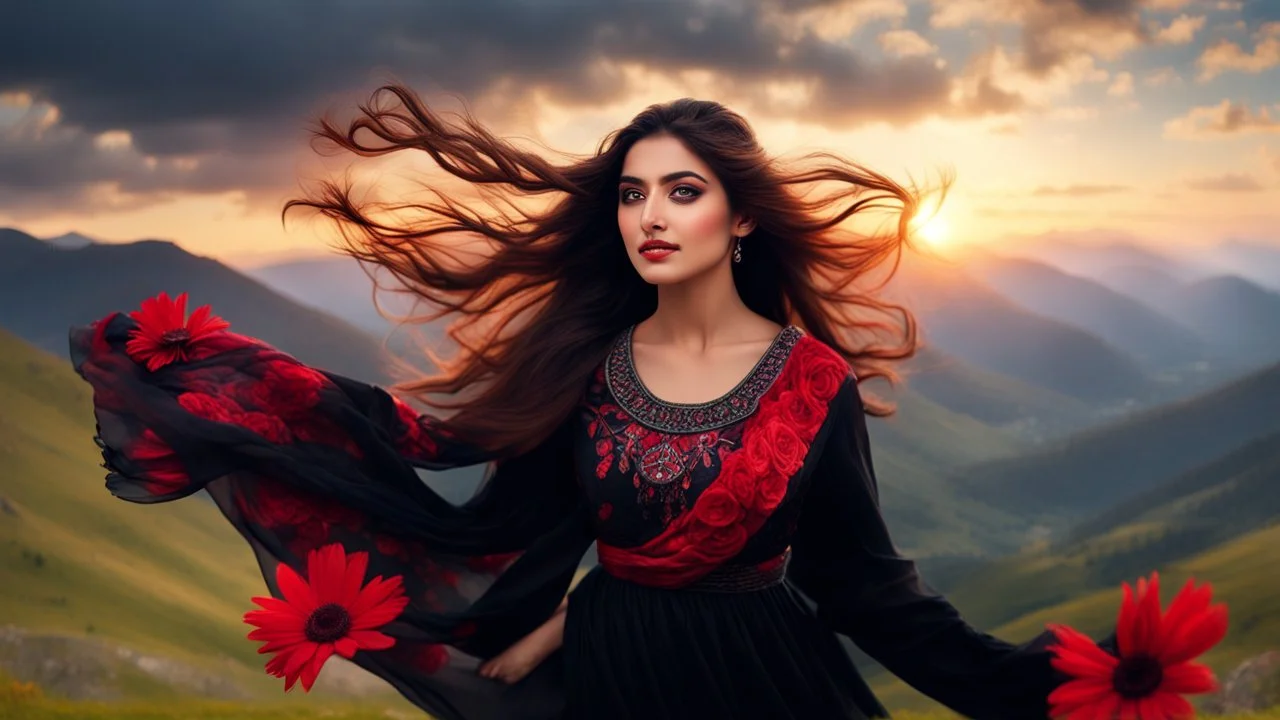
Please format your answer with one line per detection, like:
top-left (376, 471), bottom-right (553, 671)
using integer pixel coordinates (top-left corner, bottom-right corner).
top-left (477, 597), bottom-right (569, 685)
top-left (477, 633), bottom-right (552, 684)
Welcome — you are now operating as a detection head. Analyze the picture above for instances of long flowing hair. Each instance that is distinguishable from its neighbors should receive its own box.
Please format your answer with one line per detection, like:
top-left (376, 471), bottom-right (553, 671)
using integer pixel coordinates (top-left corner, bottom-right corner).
top-left (283, 84), bottom-right (943, 457)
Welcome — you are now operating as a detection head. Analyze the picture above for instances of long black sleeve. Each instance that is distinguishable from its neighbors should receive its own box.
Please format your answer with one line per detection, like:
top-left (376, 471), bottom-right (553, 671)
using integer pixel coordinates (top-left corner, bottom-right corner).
top-left (788, 376), bottom-right (1067, 720)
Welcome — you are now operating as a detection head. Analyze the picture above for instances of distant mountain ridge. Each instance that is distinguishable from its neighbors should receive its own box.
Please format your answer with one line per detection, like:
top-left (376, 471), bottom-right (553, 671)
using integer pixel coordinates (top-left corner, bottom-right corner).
top-left (0, 227), bottom-right (401, 384)
top-left (951, 358), bottom-right (1280, 525)
top-left (965, 253), bottom-right (1211, 371)
top-left (886, 254), bottom-right (1158, 406)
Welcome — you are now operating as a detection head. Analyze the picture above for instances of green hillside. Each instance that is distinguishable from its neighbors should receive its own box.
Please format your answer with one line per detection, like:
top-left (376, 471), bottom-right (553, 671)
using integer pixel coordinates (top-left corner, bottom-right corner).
top-left (868, 522), bottom-right (1280, 715)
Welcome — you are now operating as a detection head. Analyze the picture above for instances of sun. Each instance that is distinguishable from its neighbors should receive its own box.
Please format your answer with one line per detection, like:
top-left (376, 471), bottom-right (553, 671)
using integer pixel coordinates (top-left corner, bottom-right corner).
top-left (909, 203), bottom-right (950, 246)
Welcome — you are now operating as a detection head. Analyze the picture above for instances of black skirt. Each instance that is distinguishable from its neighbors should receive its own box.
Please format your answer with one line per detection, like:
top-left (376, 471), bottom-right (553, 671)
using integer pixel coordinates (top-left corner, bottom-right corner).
top-left (561, 566), bottom-right (886, 720)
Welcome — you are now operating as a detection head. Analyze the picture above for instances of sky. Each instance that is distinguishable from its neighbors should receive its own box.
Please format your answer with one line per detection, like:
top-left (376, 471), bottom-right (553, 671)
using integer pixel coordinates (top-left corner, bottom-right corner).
top-left (1, 0), bottom-right (1278, 268)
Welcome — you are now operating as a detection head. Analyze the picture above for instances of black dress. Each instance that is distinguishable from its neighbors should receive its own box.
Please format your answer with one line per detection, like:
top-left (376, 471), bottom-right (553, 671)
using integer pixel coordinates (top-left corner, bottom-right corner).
top-left (70, 313), bottom-right (1087, 720)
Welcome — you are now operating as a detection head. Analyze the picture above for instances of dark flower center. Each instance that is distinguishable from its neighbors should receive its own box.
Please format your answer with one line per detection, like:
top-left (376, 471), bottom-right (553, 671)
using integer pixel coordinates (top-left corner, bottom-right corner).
top-left (1112, 654), bottom-right (1164, 699)
top-left (160, 328), bottom-right (192, 346)
top-left (304, 602), bottom-right (352, 644)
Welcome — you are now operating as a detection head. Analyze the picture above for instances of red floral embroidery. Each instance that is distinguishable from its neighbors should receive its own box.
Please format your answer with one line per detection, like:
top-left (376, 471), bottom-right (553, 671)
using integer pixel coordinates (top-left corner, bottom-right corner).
top-left (129, 429), bottom-right (189, 495)
top-left (177, 391), bottom-right (241, 423)
top-left (390, 395), bottom-right (441, 461)
top-left (239, 478), bottom-right (365, 550)
top-left (596, 336), bottom-right (850, 588)
top-left (234, 411), bottom-right (293, 443)
top-left (243, 361), bottom-right (327, 418)
top-left (412, 643), bottom-right (451, 674)
top-left (585, 374), bottom-right (740, 525)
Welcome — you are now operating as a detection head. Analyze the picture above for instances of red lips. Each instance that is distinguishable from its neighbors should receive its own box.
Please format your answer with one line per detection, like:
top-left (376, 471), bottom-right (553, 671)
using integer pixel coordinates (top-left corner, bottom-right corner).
top-left (640, 239), bottom-right (679, 252)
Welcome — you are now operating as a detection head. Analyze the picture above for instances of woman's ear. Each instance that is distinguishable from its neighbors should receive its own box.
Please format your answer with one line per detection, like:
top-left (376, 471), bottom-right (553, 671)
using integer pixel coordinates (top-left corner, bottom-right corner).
top-left (734, 215), bottom-right (756, 237)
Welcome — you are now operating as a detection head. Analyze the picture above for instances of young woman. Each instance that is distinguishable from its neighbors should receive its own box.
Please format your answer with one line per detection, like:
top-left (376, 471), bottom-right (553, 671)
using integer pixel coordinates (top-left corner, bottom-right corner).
top-left (71, 87), bottom-right (1129, 719)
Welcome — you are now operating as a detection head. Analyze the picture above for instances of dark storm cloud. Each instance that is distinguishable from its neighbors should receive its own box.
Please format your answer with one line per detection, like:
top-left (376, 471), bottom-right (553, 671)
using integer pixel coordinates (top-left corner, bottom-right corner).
top-left (0, 0), bottom-right (968, 213)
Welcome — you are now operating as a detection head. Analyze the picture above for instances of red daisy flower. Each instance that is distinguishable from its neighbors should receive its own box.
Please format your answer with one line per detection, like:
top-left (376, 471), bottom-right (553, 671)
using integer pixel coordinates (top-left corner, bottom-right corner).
top-left (126, 292), bottom-right (230, 371)
top-left (1047, 572), bottom-right (1228, 720)
top-left (243, 543), bottom-right (410, 692)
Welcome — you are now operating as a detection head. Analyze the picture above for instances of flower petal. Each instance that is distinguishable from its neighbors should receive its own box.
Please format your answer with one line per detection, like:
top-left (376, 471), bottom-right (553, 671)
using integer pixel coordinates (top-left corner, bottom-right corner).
top-left (282, 642), bottom-right (318, 683)
top-left (335, 636), bottom-right (359, 659)
top-left (1049, 678), bottom-right (1115, 707)
top-left (348, 629), bottom-right (396, 651)
top-left (1160, 578), bottom-right (1211, 653)
top-left (1134, 573), bottom-right (1164, 657)
top-left (1049, 624), bottom-right (1121, 678)
top-left (1162, 604), bottom-right (1228, 666)
top-left (308, 544), bottom-right (347, 605)
top-left (247, 626), bottom-right (308, 643)
top-left (275, 562), bottom-right (318, 613)
top-left (348, 574), bottom-right (407, 620)
top-left (1160, 662), bottom-right (1218, 695)
top-left (243, 608), bottom-right (306, 632)
top-left (350, 593), bottom-right (409, 631)
top-left (1116, 581), bottom-right (1138, 658)
top-left (1151, 691), bottom-right (1195, 720)
top-left (341, 549), bottom-right (370, 608)
top-left (248, 595), bottom-right (308, 618)
top-left (300, 642), bottom-right (334, 692)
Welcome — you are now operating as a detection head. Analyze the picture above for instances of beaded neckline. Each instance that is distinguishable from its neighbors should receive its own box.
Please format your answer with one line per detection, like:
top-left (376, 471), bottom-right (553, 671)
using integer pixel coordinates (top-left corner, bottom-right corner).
top-left (604, 325), bottom-right (803, 433)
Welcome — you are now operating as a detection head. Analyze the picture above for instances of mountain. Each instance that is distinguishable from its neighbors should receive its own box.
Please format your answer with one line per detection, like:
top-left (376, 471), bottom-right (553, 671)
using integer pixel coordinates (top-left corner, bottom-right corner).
top-left (44, 231), bottom-right (97, 250)
top-left (1197, 239), bottom-right (1280, 292)
top-left (1160, 275), bottom-right (1280, 366)
top-left (243, 256), bottom-right (407, 334)
top-left (887, 255), bottom-right (1156, 406)
top-left (964, 254), bottom-right (1210, 373)
top-left (995, 232), bottom-right (1204, 283)
top-left (1095, 263), bottom-right (1186, 308)
top-left (899, 347), bottom-right (1095, 441)
top-left (950, 359), bottom-right (1280, 525)
top-left (0, 228), bottom-right (402, 384)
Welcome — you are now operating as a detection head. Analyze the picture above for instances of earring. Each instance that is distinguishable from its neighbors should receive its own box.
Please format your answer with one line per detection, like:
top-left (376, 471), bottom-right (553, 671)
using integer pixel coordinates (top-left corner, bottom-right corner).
top-left (733, 236), bottom-right (743, 263)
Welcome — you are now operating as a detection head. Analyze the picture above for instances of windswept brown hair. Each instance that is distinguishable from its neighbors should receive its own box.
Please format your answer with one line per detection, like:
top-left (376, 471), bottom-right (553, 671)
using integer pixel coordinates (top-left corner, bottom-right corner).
top-left (283, 84), bottom-right (944, 457)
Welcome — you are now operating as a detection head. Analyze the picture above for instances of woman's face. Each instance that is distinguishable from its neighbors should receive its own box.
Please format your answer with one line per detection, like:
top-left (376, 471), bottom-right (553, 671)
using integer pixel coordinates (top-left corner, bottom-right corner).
top-left (617, 134), bottom-right (752, 286)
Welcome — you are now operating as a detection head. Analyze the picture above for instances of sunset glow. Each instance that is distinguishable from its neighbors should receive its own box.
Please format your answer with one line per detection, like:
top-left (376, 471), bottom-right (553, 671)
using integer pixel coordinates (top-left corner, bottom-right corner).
top-left (0, 2), bottom-right (1275, 265)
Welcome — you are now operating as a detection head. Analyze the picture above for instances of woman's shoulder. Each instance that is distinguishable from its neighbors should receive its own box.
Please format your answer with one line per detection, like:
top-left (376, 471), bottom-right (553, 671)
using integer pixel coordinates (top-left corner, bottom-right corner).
top-left (787, 329), bottom-right (856, 387)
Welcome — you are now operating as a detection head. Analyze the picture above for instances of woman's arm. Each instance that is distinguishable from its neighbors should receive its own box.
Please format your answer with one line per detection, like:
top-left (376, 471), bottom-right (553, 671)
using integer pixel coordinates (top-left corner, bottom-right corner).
top-left (477, 595), bottom-right (569, 684)
top-left (787, 376), bottom-right (1107, 720)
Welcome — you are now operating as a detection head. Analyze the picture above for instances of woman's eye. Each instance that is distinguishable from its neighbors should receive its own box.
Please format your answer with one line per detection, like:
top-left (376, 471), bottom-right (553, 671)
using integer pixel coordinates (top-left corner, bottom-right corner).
top-left (619, 186), bottom-right (700, 203)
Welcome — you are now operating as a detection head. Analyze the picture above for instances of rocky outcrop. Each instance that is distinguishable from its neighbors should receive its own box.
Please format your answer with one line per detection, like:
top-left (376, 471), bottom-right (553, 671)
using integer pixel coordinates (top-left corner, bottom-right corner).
top-left (0, 625), bottom-right (250, 701)
top-left (1202, 650), bottom-right (1280, 714)
top-left (0, 624), bottom-right (399, 701)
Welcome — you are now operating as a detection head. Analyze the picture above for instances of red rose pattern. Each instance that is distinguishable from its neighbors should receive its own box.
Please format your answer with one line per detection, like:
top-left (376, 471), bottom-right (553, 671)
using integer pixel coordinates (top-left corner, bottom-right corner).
top-left (596, 336), bottom-right (851, 588)
top-left (129, 429), bottom-right (189, 495)
top-left (692, 486), bottom-right (745, 528)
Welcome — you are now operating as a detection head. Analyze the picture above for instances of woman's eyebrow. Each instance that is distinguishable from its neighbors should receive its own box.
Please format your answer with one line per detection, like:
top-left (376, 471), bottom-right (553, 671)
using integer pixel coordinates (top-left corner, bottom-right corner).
top-left (618, 170), bottom-right (709, 186)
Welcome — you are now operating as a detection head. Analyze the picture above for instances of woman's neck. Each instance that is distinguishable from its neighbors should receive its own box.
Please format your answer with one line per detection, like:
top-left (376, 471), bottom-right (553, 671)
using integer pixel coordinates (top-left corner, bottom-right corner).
top-left (639, 262), bottom-right (774, 350)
